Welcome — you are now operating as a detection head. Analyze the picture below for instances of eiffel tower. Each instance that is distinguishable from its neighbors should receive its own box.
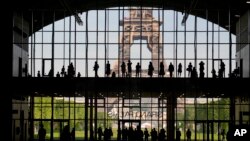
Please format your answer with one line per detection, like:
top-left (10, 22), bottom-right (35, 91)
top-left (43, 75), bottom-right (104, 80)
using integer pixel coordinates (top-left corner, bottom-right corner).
top-left (113, 7), bottom-right (167, 77)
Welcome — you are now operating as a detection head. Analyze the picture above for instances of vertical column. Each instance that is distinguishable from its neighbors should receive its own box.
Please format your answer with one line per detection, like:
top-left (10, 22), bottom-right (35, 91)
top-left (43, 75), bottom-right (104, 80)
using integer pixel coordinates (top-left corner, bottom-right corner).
top-left (89, 94), bottom-right (94, 140)
top-left (50, 97), bottom-right (54, 141)
top-left (167, 95), bottom-right (176, 141)
top-left (29, 96), bottom-right (34, 140)
top-left (230, 96), bottom-right (235, 127)
top-left (94, 92), bottom-right (98, 140)
top-left (2, 7), bottom-right (13, 141)
top-left (84, 91), bottom-right (89, 141)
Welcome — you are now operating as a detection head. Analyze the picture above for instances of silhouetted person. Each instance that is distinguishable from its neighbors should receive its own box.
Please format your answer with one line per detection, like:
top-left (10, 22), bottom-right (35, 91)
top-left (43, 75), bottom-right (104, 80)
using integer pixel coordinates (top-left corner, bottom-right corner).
top-left (93, 61), bottom-right (99, 77)
top-left (37, 71), bottom-right (41, 77)
top-left (123, 128), bottom-right (128, 141)
top-left (186, 129), bottom-right (191, 141)
top-left (121, 62), bottom-right (126, 77)
top-left (158, 128), bottom-right (166, 141)
top-left (187, 62), bottom-right (193, 77)
top-left (111, 71), bottom-right (116, 78)
top-left (136, 62), bottom-right (141, 77)
top-left (151, 128), bottom-right (157, 141)
top-left (61, 125), bottom-right (71, 141)
top-left (104, 128), bottom-right (109, 141)
top-left (117, 128), bottom-right (121, 141)
top-left (56, 72), bottom-right (60, 77)
top-left (211, 69), bottom-right (217, 78)
top-left (68, 63), bottom-right (75, 77)
top-left (159, 62), bottom-right (165, 77)
top-left (127, 60), bottom-right (132, 77)
top-left (191, 67), bottom-right (198, 78)
top-left (218, 68), bottom-right (223, 78)
top-left (178, 63), bottom-right (182, 77)
top-left (106, 61), bottom-right (111, 77)
top-left (221, 129), bottom-right (226, 141)
top-left (220, 61), bottom-right (225, 78)
top-left (168, 62), bottom-right (174, 78)
top-left (144, 128), bottom-right (149, 141)
top-left (61, 66), bottom-right (65, 77)
top-left (176, 128), bottom-right (181, 141)
top-left (98, 127), bottom-right (103, 141)
top-left (128, 127), bottom-right (134, 141)
top-left (148, 62), bottom-right (154, 77)
top-left (77, 72), bottom-right (81, 77)
top-left (199, 61), bottom-right (205, 78)
top-left (38, 124), bottom-right (46, 141)
top-left (108, 127), bottom-right (113, 140)
top-left (48, 69), bottom-right (53, 77)
top-left (136, 126), bottom-right (143, 141)
top-left (71, 128), bottom-right (75, 141)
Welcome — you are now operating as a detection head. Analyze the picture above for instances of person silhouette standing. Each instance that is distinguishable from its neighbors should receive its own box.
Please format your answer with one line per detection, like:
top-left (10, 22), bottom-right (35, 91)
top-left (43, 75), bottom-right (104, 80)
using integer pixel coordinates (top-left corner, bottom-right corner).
top-left (93, 61), bottom-right (99, 77)
top-left (121, 62), bottom-right (126, 77)
top-left (117, 128), bottom-right (121, 141)
top-left (98, 127), bottom-right (103, 141)
top-left (144, 128), bottom-right (149, 141)
top-left (61, 125), bottom-right (71, 141)
top-left (218, 68), bottom-right (223, 78)
top-left (176, 128), bottom-right (181, 141)
top-left (104, 128), bottom-right (109, 141)
top-left (135, 62), bottom-right (141, 77)
top-left (56, 72), bottom-right (60, 77)
top-left (191, 67), bottom-right (198, 78)
top-left (127, 60), bottom-right (132, 77)
top-left (37, 71), bottom-right (41, 77)
top-left (221, 129), bottom-right (226, 141)
top-left (77, 72), bottom-right (81, 78)
top-left (105, 61), bottom-right (111, 77)
top-left (186, 129), bottom-right (191, 141)
top-left (38, 124), bottom-right (46, 141)
top-left (108, 127), bottom-right (113, 140)
top-left (178, 63), bottom-right (182, 77)
top-left (159, 62), bottom-right (165, 77)
top-left (211, 69), bottom-right (217, 78)
top-left (220, 61), bottom-right (225, 78)
top-left (151, 128), bottom-right (157, 141)
top-left (187, 62), bottom-right (193, 77)
top-left (199, 61), bottom-right (205, 78)
top-left (158, 128), bottom-right (166, 141)
top-left (68, 62), bottom-right (75, 77)
top-left (168, 62), bottom-right (174, 78)
top-left (61, 65), bottom-right (65, 77)
top-left (111, 72), bottom-right (116, 78)
top-left (148, 61), bottom-right (154, 78)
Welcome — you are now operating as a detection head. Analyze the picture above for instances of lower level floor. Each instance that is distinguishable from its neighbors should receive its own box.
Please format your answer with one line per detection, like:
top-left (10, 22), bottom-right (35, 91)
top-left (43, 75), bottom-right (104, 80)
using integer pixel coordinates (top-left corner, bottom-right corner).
top-left (11, 96), bottom-right (250, 141)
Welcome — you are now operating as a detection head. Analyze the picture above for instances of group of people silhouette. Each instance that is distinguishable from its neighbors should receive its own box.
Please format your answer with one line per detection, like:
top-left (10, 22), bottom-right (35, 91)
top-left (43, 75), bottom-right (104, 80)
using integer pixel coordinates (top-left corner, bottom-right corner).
top-left (97, 126), bottom-right (166, 141)
top-left (38, 124), bottom-right (75, 141)
top-left (98, 127), bottom-right (113, 141)
top-left (38, 123), bottom-right (231, 141)
top-left (35, 60), bottom-right (242, 78)
top-left (96, 126), bottom-right (193, 141)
